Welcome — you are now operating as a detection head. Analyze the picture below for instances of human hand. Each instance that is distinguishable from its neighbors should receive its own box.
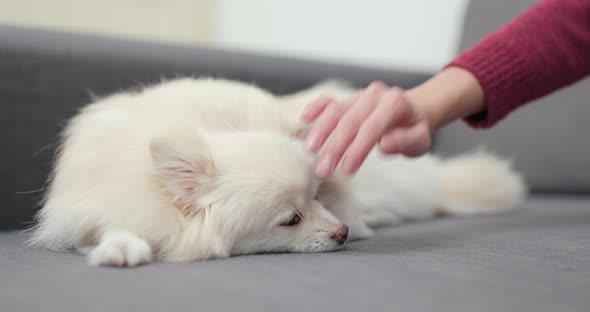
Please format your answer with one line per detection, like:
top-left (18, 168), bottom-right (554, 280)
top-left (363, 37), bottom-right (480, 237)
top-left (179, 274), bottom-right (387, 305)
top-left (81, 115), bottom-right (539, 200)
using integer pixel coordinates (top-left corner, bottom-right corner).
top-left (302, 81), bottom-right (432, 178)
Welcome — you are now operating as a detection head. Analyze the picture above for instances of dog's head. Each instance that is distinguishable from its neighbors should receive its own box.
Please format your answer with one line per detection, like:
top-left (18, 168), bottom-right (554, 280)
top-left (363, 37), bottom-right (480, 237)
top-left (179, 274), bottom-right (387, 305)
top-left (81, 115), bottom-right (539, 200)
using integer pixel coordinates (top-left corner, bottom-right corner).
top-left (150, 130), bottom-right (348, 260)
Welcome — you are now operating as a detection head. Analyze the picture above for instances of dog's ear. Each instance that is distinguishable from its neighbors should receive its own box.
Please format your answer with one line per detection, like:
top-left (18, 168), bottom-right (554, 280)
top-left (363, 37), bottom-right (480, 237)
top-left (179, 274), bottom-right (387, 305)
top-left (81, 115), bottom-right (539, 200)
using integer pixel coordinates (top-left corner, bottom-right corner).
top-left (150, 135), bottom-right (216, 216)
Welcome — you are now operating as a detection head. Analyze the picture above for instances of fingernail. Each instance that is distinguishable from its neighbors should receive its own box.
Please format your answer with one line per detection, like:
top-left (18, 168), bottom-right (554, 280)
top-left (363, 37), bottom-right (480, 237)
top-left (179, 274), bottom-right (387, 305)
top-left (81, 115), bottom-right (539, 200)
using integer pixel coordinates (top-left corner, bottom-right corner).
top-left (305, 135), bottom-right (320, 152)
top-left (316, 153), bottom-right (335, 178)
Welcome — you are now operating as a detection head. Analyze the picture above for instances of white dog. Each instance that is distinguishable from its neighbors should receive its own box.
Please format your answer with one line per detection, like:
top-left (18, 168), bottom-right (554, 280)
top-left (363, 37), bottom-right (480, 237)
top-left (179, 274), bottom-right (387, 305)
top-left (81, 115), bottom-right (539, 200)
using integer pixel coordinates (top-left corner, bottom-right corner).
top-left (29, 78), bottom-right (526, 267)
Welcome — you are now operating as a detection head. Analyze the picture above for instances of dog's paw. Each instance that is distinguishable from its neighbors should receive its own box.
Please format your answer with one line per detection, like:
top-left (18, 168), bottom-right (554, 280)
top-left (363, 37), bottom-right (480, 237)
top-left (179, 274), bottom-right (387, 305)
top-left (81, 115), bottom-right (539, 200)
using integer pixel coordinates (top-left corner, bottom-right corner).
top-left (346, 221), bottom-right (374, 241)
top-left (330, 210), bottom-right (374, 241)
top-left (88, 230), bottom-right (152, 267)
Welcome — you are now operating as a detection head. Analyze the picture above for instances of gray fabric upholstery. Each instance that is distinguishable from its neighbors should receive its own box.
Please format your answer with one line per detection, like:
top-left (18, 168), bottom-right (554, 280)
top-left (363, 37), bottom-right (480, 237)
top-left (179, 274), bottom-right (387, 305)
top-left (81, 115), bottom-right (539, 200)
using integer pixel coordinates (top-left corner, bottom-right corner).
top-left (0, 25), bottom-right (430, 230)
top-left (433, 0), bottom-right (590, 193)
top-left (1, 197), bottom-right (589, 312)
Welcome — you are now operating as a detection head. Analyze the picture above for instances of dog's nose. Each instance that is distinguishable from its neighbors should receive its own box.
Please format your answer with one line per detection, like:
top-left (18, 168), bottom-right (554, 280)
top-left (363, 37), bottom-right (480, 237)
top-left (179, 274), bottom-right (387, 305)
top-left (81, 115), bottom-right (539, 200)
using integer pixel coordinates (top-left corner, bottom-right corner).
top-left (330, 225), bottom-right (349, 245)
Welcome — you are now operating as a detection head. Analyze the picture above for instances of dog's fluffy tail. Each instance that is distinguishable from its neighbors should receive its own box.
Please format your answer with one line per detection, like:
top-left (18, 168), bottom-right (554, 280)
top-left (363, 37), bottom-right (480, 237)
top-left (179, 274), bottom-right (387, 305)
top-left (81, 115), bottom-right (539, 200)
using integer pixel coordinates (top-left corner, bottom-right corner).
top-left (437, 150), bottom-right (527, 216)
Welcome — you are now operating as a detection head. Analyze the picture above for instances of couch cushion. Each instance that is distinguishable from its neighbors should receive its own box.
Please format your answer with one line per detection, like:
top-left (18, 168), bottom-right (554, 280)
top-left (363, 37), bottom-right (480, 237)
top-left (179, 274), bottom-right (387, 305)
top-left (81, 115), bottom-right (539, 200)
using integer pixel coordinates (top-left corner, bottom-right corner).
top-left (433, 0), bottom-right (590, 193)
top-left (2, 196), bottom-right (589, 312)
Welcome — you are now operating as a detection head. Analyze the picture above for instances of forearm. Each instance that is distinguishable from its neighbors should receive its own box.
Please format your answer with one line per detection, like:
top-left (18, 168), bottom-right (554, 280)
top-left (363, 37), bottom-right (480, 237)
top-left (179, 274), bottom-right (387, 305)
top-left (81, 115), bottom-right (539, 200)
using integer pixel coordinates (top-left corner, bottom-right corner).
top-left (405, 66), bottom-right (485, 132)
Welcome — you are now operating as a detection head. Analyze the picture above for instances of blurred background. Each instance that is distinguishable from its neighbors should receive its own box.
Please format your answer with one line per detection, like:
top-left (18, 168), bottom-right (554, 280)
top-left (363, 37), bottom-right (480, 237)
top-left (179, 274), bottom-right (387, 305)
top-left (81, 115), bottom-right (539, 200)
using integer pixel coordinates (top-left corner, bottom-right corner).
top-left (0, 0), bottom-right (469, 73)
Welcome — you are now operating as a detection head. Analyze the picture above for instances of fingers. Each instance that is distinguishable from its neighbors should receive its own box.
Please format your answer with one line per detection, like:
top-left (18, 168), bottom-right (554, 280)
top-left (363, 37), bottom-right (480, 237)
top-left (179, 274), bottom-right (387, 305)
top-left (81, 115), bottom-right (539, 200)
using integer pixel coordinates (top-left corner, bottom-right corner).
top-left (304, 98), bottom-right (349, 153)
top-left (302, 80), bottom-right (430, 178)
top-left (315, 82), bottom-right (386, 178)
top-left (340, 88), bottom-right (406, 175)
top-left (301, 96), bottom-right (333, 122)
top-left (304, 92), bottom-right (360, 153)
top-left (378, 122), bottom-right (431, 157)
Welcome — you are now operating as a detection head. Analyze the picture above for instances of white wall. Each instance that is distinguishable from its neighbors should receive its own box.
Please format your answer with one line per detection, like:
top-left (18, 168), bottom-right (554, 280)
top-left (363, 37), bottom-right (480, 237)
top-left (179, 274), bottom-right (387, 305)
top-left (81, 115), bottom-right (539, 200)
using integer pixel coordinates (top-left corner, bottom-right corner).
top-left (0, 0), bottom-right (468, 72)
top-left (0, 0), bottom-right (214, 44)
top-left (213, 0), bottom-right (469, 72)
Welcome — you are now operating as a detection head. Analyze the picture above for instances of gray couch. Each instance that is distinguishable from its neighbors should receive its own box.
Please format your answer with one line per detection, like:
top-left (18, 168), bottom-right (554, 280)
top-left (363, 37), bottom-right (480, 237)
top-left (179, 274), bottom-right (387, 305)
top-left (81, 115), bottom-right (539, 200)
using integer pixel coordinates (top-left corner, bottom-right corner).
top-left (1, 1), bottom-right (589, 311)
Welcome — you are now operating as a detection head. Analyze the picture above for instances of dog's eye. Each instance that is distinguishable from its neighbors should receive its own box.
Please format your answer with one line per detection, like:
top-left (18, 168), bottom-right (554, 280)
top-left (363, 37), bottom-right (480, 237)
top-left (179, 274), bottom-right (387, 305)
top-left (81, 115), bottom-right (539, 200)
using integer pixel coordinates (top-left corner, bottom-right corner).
top-left (280, 213), bottom-right (301, 227)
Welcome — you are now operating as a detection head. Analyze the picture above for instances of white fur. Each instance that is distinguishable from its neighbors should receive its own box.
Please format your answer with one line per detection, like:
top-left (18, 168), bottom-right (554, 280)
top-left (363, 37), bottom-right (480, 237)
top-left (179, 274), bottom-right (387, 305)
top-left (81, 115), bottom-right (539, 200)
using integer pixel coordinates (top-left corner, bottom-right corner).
top-left (29, 77), bottom-right (527, 266)
top-left (88, 230), bottom-right (152, 267)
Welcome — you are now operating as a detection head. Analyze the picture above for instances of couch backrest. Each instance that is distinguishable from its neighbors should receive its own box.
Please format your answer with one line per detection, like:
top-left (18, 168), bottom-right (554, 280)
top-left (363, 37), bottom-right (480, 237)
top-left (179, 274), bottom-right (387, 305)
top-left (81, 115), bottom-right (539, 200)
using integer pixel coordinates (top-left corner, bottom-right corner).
top-left (0, 25), bottom-right (430, 230)
top-left (433, 0), bottom-right (590, 194)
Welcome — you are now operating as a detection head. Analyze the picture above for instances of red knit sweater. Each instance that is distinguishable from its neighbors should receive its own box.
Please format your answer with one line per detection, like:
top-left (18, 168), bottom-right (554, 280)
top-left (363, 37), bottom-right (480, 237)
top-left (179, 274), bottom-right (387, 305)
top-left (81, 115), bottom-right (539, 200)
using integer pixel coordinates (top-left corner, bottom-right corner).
top-left (448, 0), bottom-right (590, 128)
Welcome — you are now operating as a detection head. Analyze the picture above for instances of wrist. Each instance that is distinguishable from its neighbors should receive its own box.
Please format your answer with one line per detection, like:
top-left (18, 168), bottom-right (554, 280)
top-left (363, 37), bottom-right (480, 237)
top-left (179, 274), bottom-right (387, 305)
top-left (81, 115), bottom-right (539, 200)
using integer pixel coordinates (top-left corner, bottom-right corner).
top-left (405, 66), bottom-right (485, 132)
